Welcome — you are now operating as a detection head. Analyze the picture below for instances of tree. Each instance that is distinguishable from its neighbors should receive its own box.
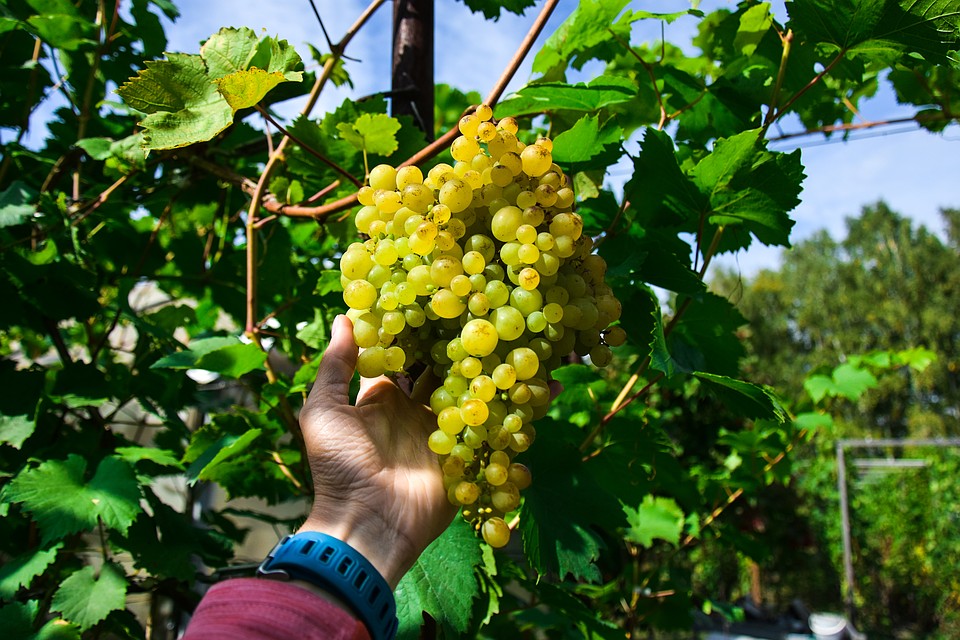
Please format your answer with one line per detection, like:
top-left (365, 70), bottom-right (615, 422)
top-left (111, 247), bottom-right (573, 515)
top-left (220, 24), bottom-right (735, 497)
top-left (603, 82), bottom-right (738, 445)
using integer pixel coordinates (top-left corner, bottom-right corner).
top-left (1, 1), bottom-right (958, 638)
top-left (713, 203), bottom-right (960, 634)
top-left (723, 203), bottom-right (960, 439)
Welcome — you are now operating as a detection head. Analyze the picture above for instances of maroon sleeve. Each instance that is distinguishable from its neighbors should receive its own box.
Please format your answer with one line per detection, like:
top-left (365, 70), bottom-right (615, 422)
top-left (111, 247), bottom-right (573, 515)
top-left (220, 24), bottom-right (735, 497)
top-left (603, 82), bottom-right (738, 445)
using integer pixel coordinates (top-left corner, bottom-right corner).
top-left (182, 577), bottom-right (372, 640)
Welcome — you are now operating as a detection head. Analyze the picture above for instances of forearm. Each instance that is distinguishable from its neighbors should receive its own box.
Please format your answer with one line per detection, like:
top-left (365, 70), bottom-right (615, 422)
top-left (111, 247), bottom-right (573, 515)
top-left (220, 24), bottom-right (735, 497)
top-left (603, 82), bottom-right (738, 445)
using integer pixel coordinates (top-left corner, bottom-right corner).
top-left (182, 577), bottom-right (371, 640)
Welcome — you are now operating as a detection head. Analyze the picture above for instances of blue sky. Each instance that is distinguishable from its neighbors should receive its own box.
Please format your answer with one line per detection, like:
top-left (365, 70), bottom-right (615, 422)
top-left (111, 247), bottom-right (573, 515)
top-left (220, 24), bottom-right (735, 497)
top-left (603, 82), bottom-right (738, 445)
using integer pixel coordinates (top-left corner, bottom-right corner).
top-left (35, 1), bottom-right (960, 275)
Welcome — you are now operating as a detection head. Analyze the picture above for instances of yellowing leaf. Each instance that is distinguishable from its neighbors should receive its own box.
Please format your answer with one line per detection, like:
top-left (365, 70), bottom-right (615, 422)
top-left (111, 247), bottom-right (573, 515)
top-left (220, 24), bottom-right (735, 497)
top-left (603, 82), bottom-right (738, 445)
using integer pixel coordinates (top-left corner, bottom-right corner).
top-left (214, 68), bottom-right (287, 110)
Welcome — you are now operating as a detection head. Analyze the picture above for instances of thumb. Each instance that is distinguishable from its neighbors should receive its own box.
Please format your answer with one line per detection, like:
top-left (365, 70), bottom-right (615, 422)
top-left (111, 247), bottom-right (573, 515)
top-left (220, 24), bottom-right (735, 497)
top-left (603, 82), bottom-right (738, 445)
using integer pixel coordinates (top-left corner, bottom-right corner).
top-left (307, 315), bottom-right (358, 407)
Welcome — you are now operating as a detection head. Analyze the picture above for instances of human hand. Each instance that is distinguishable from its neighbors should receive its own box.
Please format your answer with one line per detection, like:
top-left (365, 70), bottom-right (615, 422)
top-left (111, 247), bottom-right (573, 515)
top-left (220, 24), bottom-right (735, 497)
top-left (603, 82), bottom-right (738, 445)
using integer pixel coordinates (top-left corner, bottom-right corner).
top-left (296, 315), bottom-right (457, 588)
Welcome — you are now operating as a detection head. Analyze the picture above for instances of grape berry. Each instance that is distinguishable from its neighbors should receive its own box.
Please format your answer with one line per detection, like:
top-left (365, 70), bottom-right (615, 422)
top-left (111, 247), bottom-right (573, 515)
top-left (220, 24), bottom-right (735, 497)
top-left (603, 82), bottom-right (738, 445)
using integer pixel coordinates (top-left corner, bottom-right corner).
top-left (340, 106), bottom-right (623, 547)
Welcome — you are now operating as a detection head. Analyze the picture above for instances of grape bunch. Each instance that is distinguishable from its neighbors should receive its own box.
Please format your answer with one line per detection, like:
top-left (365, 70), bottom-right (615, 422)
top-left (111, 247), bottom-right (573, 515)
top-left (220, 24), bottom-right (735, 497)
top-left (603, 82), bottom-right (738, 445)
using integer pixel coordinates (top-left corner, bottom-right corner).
top-left (340, 104), bottom-right (624, 547)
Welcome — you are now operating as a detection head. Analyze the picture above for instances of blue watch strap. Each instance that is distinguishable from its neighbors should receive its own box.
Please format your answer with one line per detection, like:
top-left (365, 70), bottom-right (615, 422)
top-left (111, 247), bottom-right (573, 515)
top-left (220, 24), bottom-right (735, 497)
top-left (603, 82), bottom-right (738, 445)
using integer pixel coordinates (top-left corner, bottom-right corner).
top-left (257, 532), bottom-right (398, 640)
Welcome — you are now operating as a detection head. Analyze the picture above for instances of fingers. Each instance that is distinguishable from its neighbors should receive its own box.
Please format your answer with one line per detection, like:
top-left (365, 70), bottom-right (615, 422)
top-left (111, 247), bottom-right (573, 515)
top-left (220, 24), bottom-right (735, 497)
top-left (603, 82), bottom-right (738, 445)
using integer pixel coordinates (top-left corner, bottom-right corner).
top-left (307, 315), bottom-right (358, 408)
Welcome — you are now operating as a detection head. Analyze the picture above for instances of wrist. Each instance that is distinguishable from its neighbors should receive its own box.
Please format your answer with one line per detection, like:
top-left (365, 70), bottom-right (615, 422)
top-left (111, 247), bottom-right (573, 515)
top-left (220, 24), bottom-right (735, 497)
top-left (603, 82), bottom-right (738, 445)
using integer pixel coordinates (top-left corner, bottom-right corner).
top-left (258, 531), bottom-right (398, 640)
top-left (296, 514), bottom-right (413, 589)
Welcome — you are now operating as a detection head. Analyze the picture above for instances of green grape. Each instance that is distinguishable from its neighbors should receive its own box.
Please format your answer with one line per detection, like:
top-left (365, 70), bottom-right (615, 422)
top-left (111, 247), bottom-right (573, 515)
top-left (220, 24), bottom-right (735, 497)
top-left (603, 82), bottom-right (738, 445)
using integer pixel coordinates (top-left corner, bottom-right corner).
top-left (520, 144), bottom-right (552, 177)
top-left (518, 266), bottom-right (541, 291)
top-left (450, 274), bottom-right (472, 297)
top-left (470, 375), bottom-right (497, 402)
top-left (491, 205), bottom-right (522, 241)
top-left (463, 425), bottom-right (487, 448)
top-left (481, 517), bottom-right (510, 548)
top-left (460, 398), bottom-right (489, 426)
top-left (508, 383), bottom-right (532, 405)
top-left (428, 430), bottom-right (456, 455)
top-left (439, 177), bottom-right (473, 213)
top-left (460, 319), bottom-right (499, 357)
top-left (458, 114), bottom-right (480, 137)
top-left (343, 280), bottom-right (377, 310)
top-left (369, 164), bottom-right (397, 191)
top-left (506, 347), bottom-right (539, 380)
top-left (454, 481), bottom-right (480, 505)
top-left (492, 363), bottom-right (517, 390)
top-left (357, 346), bottom-right (387, 378)
top-left (468, 292), bottom-right (491, 316)
top-left (491, 482), bottom-right (520, 512)
top-left (526, 311), bottom-right (547, 333)
top-left (353, 313), bottom-right (381, 349)
top-left (484, 462), bottom-right (508, 486)
top-left (503, 413), bottom-right (522, 433)
top-left (438, 406), bottom-right (466, 435)
top-left (446, 338), bottom-right (469, 362)
top-left (603, 326), bottom-right (627, 347)
top-left (507, 463), bottom-right (532, 490)
top-left (489, 306), bottom-right (524, 341)
top-left (380, 311), bottom-right (405, 335)
top-left (384, 346), bottom-right (406, 371)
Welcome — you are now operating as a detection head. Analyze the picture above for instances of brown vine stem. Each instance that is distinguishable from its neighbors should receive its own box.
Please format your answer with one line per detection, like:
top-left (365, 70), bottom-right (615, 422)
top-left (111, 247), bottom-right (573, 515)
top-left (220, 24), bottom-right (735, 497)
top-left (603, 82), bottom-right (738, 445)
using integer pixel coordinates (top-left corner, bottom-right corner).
top-left (247, 0), bottom-right (561, 221)
top-left (484, 0), bottom-right (559, 106)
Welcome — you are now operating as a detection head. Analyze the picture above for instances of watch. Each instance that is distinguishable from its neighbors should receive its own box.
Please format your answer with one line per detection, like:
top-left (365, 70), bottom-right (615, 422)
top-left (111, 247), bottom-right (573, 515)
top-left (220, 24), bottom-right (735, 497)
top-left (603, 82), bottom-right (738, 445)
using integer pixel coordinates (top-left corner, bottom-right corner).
top-left (257, 531), bottom-right (398, 640)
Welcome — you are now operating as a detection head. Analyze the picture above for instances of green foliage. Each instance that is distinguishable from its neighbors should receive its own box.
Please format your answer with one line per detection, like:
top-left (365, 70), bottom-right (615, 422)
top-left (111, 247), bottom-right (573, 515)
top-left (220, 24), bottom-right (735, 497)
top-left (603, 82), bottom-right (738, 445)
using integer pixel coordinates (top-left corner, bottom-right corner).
top-left (1, 0), bottom-right (957, 637)
top-left (715, 205), bottom-right (960, 635)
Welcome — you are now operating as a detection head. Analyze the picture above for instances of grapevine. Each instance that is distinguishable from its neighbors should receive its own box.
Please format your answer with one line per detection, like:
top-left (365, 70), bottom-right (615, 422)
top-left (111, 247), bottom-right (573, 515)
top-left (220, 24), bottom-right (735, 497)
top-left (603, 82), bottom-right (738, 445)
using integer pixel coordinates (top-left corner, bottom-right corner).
top-left (339, 105), bottom-right (624, 547)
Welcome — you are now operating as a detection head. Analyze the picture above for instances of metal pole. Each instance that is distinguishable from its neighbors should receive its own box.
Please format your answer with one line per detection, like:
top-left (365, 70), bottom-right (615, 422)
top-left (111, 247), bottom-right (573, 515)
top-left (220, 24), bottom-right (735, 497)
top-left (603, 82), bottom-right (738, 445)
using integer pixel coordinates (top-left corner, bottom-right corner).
top-left (392, 0), bottom-right (434, 137)
top-left (836, 441), bottom-right (856, 625)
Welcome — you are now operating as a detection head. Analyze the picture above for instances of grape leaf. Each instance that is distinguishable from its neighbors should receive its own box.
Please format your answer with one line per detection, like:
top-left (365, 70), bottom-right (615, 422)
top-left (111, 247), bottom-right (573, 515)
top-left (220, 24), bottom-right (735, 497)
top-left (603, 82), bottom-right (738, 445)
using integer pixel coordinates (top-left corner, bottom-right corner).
top-left (0, 601), bottom-right (36, 638)
top-left (395, 518), bottom-right (481, 638)
top-left (533, 0), bottom-right (640, 78)
top-left (117, 28), bottom-right (302, 150)
top-left (183, 428), bottom-right (263, 485)
top-left (50, 564), bottom-right (127, 632)
top-left (0, 413), bottom-right (35, 449)
top-left (694, 372), bottom-right (788, 423)
top-left (214, 68), bottom-right (288, 110)
top-left (116, 52), bottom-right (234, 150)
top-left (199, 27), bottom-right (302, 80)
top-left (457, 0), bottom-right (536, 20)
top-left (495, 76), bottom-right (638, 116)
top-left (336, 113), bottom-right (402, 156)
top-left (0, 543), bottom-right (62, 599)
top-left (151, 336), bottom-right (240, 369)
top-left (193, 342), bottom-right (267, 378)
top-left (804, 363), bottom-right (878, 402)
top-left (787, 0), bottom-right (960, 63)
top-left (691, 129), bottom-right (803, 249)
top-left (551, 114), bottom-right (623, 168)
top-left (26, 14), bottom-right (92, 50)
top-left (0, 181), bottom-right (37, 227)
top-left (624, 495), bottom-right (685, 548)
top-left (520, 420), bottom-right (622, 581)
top-left (114, 446), bottom-right (184, 470)
top-left (4, 455), bottom-right (141, 543)
top-left (624, 128), bottom-right (706, 228)
top-left (735, 3), bottom-right (773, 56)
